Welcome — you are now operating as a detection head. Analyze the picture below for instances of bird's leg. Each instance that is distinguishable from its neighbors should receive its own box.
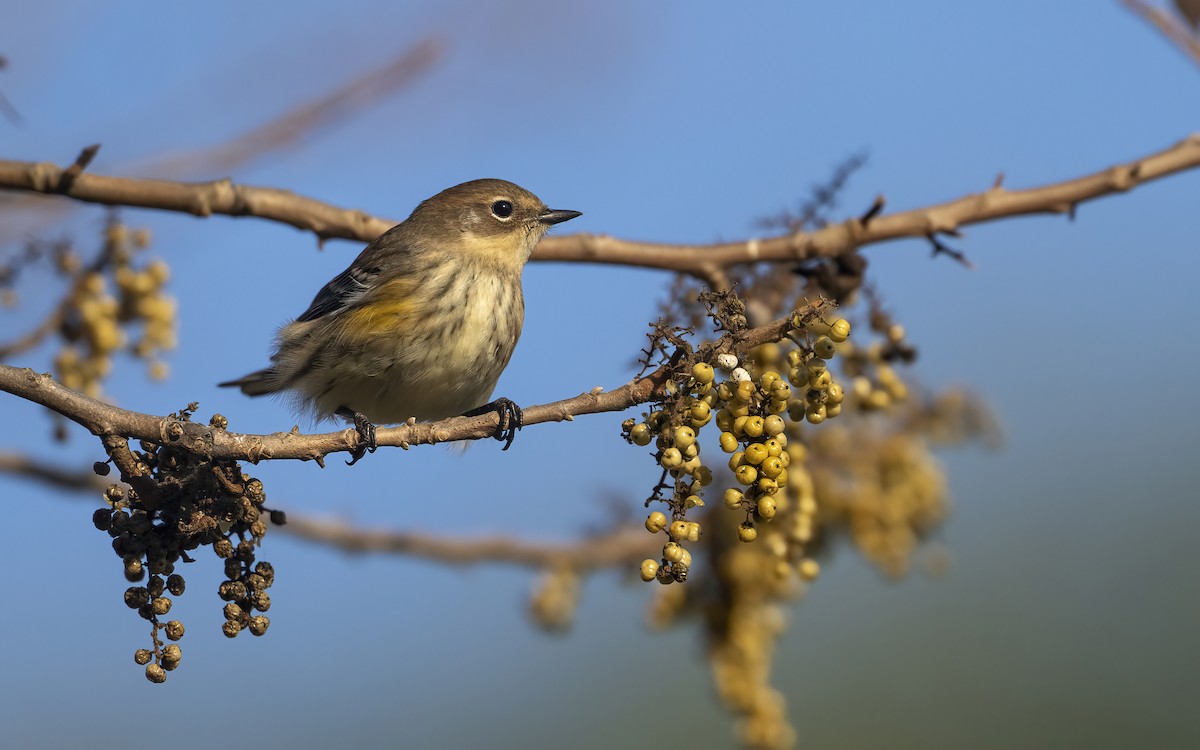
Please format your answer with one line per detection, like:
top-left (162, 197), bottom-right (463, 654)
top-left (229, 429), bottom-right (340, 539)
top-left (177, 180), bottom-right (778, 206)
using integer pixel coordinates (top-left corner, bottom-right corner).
top-left (336, 406), bottom-right (377, 465)
top-left (462, 397), bottom-right (523, 451)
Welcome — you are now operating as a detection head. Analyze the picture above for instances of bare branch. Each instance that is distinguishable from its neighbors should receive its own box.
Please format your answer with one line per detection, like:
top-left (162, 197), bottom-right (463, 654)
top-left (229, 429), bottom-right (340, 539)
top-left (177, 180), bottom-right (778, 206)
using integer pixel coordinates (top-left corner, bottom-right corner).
top-left (0, 308), bottom-right (803, 462)
top-left (0, 449), bottom-right (652, 569)
top-left (281, 515), bottom-right (652, 570)
top-left (3, 135), bottom-right (1198, 270)
top-left (1121, 0), bottom-right (1200, 67)
top-left (0, 451), bottom-right (107, 491)
top-left (146, 38), bottom-right (445, 177)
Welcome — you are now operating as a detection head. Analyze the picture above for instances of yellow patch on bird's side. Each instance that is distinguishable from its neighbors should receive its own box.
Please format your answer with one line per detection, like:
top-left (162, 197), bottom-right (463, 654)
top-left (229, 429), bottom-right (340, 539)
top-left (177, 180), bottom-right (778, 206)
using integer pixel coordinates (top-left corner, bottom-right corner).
top-left (340, 279), bottom-right (418, 336)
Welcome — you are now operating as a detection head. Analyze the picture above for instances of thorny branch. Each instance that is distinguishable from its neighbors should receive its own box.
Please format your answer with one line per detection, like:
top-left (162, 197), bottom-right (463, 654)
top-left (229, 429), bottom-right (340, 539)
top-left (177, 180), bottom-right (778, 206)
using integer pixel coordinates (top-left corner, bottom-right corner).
top-left (1, 136), bottom-right (1197, 277)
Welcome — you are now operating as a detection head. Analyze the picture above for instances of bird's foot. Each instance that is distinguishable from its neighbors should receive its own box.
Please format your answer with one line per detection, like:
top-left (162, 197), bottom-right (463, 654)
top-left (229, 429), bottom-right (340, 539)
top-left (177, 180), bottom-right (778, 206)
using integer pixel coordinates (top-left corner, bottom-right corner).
top-left (463, 397), bottom-right (523, 450)
top-left (337, 407), bottom-right (377, 465)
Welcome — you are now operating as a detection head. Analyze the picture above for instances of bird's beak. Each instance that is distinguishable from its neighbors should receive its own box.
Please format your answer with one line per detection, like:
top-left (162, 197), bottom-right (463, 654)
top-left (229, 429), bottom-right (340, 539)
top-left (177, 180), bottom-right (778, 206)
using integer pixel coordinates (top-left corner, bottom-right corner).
top-left (538, 208), bottom-right (582, 226)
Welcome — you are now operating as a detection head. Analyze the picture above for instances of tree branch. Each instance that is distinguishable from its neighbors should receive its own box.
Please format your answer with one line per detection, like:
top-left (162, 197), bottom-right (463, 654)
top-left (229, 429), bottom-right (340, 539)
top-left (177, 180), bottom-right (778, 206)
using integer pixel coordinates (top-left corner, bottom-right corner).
top-left (280, 515), bottom-right (652, 570)
top-left (0, 449), bottom-right (653, 569)
top-left (0, 308), bottom-right (802, 463)
top-left (0, 450), bottom-right (107, 492)
top-left (2, 135), bottom-right (1197, 271)
top-left (1121, 0), bottom-right (1200, 67)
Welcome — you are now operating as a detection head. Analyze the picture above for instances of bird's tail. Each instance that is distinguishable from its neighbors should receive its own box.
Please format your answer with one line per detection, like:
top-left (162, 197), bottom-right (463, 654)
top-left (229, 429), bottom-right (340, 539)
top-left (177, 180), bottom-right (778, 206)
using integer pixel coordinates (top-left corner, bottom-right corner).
top-left (217, 368), bottom-right (281, 397)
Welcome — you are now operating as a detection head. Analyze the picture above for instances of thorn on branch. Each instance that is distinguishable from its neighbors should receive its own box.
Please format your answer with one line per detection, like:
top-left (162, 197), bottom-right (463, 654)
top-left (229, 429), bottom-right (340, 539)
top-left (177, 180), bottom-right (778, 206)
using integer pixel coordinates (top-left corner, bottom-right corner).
top-left (925, 232), bottom-right (976, 269)
top-left (56, 144), bottom-right (101, 193)
top-left (858, 195), bottom-right (886, 227)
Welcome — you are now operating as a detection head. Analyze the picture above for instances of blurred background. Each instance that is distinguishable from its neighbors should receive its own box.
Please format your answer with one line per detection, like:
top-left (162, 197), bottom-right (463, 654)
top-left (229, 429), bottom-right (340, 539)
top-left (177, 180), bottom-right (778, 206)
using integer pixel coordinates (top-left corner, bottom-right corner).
top-left (1, 1), bottom-right (1198, 748)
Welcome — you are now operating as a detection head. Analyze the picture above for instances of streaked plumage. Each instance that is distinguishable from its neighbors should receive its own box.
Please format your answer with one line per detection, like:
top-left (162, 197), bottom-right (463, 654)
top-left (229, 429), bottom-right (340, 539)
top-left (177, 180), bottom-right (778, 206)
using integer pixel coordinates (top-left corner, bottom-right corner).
top-left (220, 179), bottom-right (580, 437)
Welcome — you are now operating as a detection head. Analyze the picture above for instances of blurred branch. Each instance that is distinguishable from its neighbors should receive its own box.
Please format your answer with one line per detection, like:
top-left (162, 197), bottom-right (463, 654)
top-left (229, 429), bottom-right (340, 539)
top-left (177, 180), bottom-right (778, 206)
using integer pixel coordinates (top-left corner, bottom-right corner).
top-left (0, 53), bottom-right (19, 126)
top-left (3, 135), bottom-right (1198, 273)
top-left (1121, 0), bottom-right (1200, 66)
top-left (281, 515), bottom-right (652, 569)
top-left (0, 450), bottom-right (106, 491)
top-left (0, 304), bottom-right (807, 463)
top-left (0, 39), bottom-right (444, 243)
top-left (0, 449), bottom-right (652, 568)
top-left (147, 38), bottom-right (445, 177)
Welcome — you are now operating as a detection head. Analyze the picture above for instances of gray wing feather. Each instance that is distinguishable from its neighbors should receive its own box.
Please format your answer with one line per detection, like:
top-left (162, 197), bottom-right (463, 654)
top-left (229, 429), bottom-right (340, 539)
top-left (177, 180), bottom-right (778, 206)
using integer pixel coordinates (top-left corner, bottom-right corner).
top-left (296, 263), bottom-right (379, 322)
top-left (294, 227), bottom-right (411, 322)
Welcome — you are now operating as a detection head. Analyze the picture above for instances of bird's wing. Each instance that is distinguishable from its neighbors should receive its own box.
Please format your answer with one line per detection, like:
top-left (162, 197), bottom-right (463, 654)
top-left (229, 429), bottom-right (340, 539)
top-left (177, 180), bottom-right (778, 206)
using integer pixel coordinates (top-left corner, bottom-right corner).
top-left (295, 262), bottom-right (381, 322)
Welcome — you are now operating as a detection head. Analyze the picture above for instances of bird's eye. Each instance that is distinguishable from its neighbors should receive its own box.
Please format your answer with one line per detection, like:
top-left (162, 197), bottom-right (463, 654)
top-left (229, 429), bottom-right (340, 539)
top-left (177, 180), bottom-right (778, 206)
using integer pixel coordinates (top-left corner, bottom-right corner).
top-left (491, 200), bottom-right (514, 219)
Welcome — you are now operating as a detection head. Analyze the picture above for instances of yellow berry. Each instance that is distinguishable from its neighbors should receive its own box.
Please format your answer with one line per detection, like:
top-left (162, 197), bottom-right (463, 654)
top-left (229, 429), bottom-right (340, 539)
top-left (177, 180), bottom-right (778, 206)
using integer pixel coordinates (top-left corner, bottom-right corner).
top-left (668, 520), bottom-right (690, 541)
top-left (798, 558), bottom-right (820, 581)
top-left (716, 382), bottom-right (735, 402)
top-left (788, 400), bottom-right (806, 422)
top-left (759, 371), bottom-right (780, 391)
top-left (826, 403), bottom-right (843, 418)
top-left (719, 431), bottom-right (739, 453)
top-left (663, 542), bottom-right (684, 563)
top-left (827, 383), bottom-right (844, 404)
top-left (715, 409), bottom-right (734, 432)
top-left (829, 318), bottom-right (851, 343)
top-left (743, 416), bottom-right (765, 438)
top-left (660, 447), bottom-right (683, 469)
top-left (685, 522), bottom-right (701, 542)
top-left (728, 451), bottom-right (746, 470)
top-left (810, 370), bottom-right (832, 389)
top-left (763, 415), bottom-right (785, 436)
top-left (764, 438), bottom-right (784, 457)
top-left (689, 401), bottom-right (711, 423)
top-left (806, 406), bottom-right (827, 425)
top-left (645, 512), bottom-right (668, 533)
top-left (744, 442), bottom-right (768, 465)
top-left (640, 559), bottom-right (660, 582)
top-left (814, 336), bottom-right (837, 360)
top-left (757, 477), bottom-right (778, 494)
top-left (735, 465), bottom-right (758, 485)
top-left (673, 425), bottom-right (696, 449)
top-left (760, 456), bottom-right (784, 479)
top-left (692, 466), bottom-right (714, 486)
top-left (679, 548), bottom-right (693, 568)
top-left (630, 423), bottom-right (652, 446)
top-left (735, 380), bottom-right (755, 402)
top-left (692, 362), bottom-right (715, 384)
top-left (727, 402), bottom-right (750, 418)
top-left (737, 523), bottom-right (758, 543)
top-left (724, 488), bottom-right (745, 510)
top-left (683, 494), bottom-right (704, 509)
top-left (732, 415), bottom-right (749, 436)
top-left (757, 497), bottom-right (778, 520)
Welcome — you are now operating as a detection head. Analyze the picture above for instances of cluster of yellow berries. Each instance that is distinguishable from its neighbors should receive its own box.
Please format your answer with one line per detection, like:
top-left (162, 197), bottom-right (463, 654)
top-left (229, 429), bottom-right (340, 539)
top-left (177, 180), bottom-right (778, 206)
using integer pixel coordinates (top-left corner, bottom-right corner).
top-left (623, 309), bottom-right (851, 587)
top-left (839, 320), bottom-right (912, 411)
top-left (53, 220), bottom-right (176, 396)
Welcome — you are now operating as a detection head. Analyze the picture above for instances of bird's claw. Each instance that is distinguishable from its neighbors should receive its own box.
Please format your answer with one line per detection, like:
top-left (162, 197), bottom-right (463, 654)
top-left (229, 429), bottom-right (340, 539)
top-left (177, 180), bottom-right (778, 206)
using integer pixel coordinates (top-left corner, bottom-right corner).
top-left (464, 397), bottom-right (523, 450)
top-left (339, 408), bottom-right (377, 465)
top-left (492, 397), bottom-right (523, 451)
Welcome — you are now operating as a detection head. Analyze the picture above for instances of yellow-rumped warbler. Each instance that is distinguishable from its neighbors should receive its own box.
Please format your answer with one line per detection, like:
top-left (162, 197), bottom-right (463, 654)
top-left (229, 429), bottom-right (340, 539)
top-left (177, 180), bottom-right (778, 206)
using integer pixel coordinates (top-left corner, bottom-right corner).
top-left (219, 179), bottom-right (580, 462)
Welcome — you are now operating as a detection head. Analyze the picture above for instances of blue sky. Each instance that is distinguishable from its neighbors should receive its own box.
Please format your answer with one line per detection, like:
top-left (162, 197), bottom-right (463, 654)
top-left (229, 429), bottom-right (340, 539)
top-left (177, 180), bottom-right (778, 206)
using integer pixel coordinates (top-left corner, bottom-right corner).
top-left (2, 2), bottom-right (1198, 748)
